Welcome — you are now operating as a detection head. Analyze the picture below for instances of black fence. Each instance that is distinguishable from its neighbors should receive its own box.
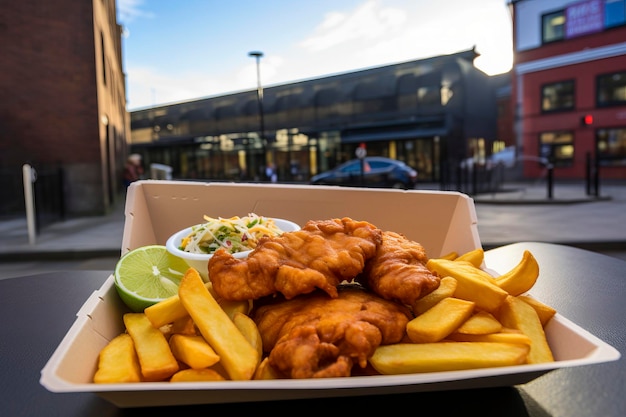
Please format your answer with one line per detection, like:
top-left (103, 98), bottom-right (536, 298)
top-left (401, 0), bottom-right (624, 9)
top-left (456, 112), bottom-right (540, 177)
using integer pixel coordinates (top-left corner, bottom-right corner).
top-left (0, 163), bottom-right (65, 232)
top-left (0, 166), bottom-right (25, 217)
top-left (455, 163), bottom-right (505, 195)
top-left (32, 164), bottom-right (65, 230)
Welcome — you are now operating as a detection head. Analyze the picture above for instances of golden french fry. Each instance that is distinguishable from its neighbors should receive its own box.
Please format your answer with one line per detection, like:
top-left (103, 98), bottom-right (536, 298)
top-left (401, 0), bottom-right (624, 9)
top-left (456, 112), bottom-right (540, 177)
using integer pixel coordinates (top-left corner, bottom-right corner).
top-left (518, 295), bottom-right (556, 327)
top-left (93, 333), bottom-right (142, 383)
top-left (144, 294), bottom-right (189, 329)
top-left (426, 258), bottom-right (508, 312)
top-left (455, 310), bottom-right (502, 335)
top-left (218, 299), bottom-right (251, 320)
top-left (428, 258), bottom-right (496, 283)
top-left (144, 280), bottom-right (213, 328)
top-left (208, 361), bottom-right (231, 380)
top-left (498, 295), bottom-right (554, 364)
top-left (170, 368), bottom-right (226, 382)
top-left (253, 357), bottom-right (282, 380)
top-left (412, 276), bottom-right (457, 315)
top-left (495, 250), bottom-right (540, 296)
top-left (204, 281), bottom-right (251, 319)
top-left (369, 342), bottom-right (530, 374)
top-left (169, 334), bottom-right (220, 369)
top-left (438, 251), bottom-right (458, 260)
top-left (447, 331), bottom-right (532, 346)
top-left (454, 247), bottom-right (484, 268)
top-left (406, 297), bottom-right (475, 343)
top-left (178, 268), bottom-right (259, 380)
top-left (169, 315), bottom-right (198, 336)
top-left (123, 313), bottom-right (179, 381)
top-left (233, 312), bottom-right (263, 362)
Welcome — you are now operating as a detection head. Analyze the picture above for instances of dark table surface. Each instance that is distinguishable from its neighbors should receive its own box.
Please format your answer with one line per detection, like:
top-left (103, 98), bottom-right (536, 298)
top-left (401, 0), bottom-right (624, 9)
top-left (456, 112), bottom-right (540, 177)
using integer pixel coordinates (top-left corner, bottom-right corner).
top-left (1, 242), bottom-right (624, 416)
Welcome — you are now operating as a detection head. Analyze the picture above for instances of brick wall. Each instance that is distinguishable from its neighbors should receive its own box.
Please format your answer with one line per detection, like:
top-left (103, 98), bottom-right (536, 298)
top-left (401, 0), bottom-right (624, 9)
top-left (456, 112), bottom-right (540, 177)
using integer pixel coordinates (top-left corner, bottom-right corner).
top-left (1, 0), bottom-right (100, 161)
top-left (0, 0), bottom-right (128, 216)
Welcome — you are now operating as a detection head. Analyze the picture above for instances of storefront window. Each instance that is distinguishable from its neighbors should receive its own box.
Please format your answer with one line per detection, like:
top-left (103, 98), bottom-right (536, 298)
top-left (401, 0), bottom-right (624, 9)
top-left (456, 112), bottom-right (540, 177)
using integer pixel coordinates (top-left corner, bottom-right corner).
top-left (539, 131), bottom-right (574, 167)
top-left (597, 71), bottom-right (626, 107)
top-left (541, 80), bottom-right (575, 112)
top-left (597, 128), bottom-right (626, 166)
top-left (417, 85), bottom-right (441, 107)
top-left (542, 10), bottom-right (565, 43)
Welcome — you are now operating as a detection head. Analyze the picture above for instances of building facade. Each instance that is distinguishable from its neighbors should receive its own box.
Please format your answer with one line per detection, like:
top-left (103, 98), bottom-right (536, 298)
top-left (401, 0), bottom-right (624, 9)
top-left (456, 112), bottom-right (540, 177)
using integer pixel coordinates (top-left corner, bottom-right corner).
top-left (0, 0), bottom-right (129, 216)
top-left (130, 49), bottom-right (501, 189)
top-left (511, 0), bottom-right (626, 180)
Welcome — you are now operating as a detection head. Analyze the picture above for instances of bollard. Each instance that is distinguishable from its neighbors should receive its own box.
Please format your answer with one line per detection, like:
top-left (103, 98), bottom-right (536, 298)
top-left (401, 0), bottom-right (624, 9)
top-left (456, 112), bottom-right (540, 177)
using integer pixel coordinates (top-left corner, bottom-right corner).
top-left (547, 164), bottom-right (554, 199)
top-left (22, 164), bottom-right (37, 245)
top-left (585, 152), bottom-right (592, 195)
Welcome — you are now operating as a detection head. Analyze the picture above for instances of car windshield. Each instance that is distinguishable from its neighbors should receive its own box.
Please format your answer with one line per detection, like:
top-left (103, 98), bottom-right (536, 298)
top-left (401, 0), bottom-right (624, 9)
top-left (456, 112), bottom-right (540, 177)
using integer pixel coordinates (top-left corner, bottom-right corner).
top-left (339, 161), bottom-right (368, 173)
top-left (368, 160), bottom-right (392, 170)
top-left (341, 159), bottom-right (399, 173)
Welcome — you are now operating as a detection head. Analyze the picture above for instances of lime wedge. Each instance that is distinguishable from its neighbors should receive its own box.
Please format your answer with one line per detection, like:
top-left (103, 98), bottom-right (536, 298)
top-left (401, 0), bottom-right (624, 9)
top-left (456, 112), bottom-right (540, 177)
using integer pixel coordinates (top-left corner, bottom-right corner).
top-left (114, 245), bottom-right (189, 312)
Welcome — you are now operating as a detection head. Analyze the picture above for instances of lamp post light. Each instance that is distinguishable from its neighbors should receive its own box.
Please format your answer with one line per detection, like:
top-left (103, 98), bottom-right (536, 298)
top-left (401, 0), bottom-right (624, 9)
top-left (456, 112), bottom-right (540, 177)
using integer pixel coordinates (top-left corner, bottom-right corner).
top-left (248, 51), bottom-right (266, 171)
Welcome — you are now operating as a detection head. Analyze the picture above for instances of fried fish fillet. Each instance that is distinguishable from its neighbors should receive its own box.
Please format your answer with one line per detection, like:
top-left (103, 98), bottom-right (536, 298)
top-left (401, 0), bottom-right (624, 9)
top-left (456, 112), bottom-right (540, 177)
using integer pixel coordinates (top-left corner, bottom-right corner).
top-left (253, 285), bottom-right (412, 379)
top-left (208, 218), bottom-right (382, 301)
top-left (357, 230), bottom-right (441, 306)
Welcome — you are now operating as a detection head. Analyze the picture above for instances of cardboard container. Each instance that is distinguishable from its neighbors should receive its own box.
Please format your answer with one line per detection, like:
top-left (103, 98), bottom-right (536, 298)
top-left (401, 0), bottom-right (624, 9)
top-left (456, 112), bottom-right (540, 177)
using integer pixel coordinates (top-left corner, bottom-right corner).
top-left (118, 180), bottom-right (482, 259)
top-left (40, 181), bottom-right (621, 407)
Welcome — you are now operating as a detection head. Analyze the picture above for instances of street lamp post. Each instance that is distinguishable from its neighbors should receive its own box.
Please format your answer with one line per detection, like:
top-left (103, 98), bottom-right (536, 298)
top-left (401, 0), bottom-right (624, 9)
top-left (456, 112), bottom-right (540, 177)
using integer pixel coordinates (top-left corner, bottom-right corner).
top-left (248, 51), bottom-right (266, 172)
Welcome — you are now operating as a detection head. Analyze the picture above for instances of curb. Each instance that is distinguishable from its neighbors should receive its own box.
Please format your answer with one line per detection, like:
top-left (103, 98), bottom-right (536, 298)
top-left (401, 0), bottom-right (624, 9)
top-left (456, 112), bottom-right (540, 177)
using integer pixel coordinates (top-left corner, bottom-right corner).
top-left (472, 189), bottom-right (612, 204)
top-left (474, 196), bottom-right (612, 205)
top-left (0, 249), bottom-right (122, 262)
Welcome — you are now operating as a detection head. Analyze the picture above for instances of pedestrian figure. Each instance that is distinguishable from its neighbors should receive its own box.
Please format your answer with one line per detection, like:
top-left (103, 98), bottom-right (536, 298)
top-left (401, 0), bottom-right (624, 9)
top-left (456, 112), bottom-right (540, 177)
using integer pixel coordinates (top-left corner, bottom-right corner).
top-left (123, 154), bottom-right (144, 188)
top-left (266, 163), bottom-right (277, 183)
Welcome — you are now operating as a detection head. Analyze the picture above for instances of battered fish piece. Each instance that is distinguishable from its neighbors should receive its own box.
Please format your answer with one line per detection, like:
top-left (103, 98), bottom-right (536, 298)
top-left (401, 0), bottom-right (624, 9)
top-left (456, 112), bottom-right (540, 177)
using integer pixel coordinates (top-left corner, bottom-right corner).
top-left (208, 218), bottom-right (382, 301)
top-left (253, 286), bottom-right (411, 379)
top-left (357, 230), bottom-right (440, 306)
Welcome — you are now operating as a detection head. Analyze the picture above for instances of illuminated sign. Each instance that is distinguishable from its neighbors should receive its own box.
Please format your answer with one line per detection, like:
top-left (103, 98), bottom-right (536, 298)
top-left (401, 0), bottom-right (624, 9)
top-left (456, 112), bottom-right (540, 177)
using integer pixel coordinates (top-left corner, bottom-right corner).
top-left (566, 0), bottom-right (604, 38)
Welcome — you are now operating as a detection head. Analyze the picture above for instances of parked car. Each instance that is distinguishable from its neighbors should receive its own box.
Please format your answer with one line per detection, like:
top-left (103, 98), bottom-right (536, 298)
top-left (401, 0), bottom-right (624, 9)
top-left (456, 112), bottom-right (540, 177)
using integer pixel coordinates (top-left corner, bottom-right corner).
top-left (310, 156), bottom-right (418, 189)
top-left (461, 147), bottom-right (518, 171)
top-left (490, 146), bottom-right (517, 168)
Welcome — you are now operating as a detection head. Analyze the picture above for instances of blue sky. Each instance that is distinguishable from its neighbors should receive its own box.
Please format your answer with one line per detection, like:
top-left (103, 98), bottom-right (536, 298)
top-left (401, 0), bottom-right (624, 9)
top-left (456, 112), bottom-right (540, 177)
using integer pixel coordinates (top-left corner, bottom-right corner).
top-left (117, 0), bottom-right (513, 110)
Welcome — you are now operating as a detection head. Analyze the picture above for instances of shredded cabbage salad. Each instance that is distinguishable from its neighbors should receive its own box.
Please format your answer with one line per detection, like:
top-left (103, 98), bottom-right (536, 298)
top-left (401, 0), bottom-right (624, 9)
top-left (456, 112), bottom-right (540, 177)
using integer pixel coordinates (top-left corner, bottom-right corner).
top-left (179, 213), bottom-right (285, 255)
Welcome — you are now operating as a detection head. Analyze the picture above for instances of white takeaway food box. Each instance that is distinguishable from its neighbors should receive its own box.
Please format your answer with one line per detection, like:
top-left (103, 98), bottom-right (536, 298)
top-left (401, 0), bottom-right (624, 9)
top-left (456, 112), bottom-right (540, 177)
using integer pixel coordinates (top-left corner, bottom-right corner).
top-left (40, 180), bottom-right (621, 407)
top-left (118, 181), bottom-right (482, 260)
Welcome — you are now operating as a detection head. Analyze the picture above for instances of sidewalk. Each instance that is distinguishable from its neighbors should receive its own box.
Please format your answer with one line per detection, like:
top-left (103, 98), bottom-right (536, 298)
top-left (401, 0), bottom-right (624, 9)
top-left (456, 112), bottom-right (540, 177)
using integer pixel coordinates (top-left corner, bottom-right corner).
top-left (472, 181), bottom-right (626, 250)
top-left (0, 181), bottom-right (624, 262)
top-left (0, 199), bottom-right (126, 261)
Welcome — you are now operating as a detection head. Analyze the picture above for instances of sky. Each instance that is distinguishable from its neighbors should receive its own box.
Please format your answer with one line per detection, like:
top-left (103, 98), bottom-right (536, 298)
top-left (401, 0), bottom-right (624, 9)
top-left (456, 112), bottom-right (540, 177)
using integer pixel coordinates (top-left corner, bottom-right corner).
top-left (117, 0), bottom-right (513, 110)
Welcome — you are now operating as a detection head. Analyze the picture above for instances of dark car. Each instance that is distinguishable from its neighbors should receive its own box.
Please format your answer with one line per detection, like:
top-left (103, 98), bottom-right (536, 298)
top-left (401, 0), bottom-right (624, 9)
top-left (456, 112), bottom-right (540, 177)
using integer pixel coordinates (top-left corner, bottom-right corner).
top-left (310, 156), bottom-right (418, 189)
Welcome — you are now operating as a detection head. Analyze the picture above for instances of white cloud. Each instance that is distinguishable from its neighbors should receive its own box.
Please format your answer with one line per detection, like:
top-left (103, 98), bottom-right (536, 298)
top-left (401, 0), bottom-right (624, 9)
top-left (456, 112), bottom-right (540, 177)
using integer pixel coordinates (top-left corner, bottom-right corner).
top-left (235, 55), bottom-right (285, 91)
top-left (126, 66), bottom-right (217, 108)
top-left (126, 54), bottom-right (287, 109)
top-left (117, 0), bottom-right (154, 24)
top-left (300, 0), bottom-right (406, 52)
top-left (291, 0), bottom-right (509, 80)
top-left (122, 0), bottom-right (513, 109)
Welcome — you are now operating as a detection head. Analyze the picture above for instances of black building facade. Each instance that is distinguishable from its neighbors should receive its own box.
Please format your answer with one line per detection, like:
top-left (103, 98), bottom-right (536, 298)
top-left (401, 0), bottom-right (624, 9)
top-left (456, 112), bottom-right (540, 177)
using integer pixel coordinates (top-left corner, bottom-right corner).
top-left (130, 49), bottom-right (498, 187)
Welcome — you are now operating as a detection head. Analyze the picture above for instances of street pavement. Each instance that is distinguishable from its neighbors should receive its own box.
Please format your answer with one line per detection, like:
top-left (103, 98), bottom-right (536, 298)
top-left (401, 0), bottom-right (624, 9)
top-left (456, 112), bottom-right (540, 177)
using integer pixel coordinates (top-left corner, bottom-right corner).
top-left (1, 180), bottom-right (625, 280)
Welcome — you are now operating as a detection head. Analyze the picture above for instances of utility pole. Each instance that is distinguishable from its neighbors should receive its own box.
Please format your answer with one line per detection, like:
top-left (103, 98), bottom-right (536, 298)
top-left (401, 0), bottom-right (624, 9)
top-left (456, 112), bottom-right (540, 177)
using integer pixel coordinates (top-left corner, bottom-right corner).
top-left (248, 51), bottom-right (266, 172)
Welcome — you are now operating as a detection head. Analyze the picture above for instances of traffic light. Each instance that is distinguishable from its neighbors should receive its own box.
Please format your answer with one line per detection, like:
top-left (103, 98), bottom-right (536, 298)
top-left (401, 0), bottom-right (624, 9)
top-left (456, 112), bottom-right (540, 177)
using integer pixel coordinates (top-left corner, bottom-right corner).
top-left (581, 114), bottom-right (594, 126)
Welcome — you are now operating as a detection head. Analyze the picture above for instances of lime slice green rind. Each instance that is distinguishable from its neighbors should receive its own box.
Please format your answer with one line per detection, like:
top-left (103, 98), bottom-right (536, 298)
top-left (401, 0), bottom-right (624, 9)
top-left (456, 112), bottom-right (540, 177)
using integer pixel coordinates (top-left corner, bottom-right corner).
top-left (114, 245), bottom-right (189, 312)
top-left (114, 287), bottom-right (156, 313)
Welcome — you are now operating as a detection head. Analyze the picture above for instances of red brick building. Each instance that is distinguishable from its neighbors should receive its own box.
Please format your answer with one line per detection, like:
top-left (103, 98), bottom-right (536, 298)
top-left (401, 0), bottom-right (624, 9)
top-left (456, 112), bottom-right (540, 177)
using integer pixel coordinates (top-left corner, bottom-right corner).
top-left (511, 0), bottom-right (626, 180)
top-left (0, 0), bottom-right (129, 216)
top-left (494, 74), bottom-right (515, 152)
